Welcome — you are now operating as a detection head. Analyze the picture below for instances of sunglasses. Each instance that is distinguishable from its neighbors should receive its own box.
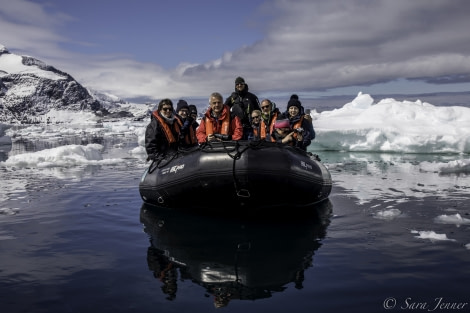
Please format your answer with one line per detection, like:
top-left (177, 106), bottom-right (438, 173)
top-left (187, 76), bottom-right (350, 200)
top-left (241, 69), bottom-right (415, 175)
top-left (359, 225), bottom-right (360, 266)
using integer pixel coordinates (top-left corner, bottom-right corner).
top-left (235, 83), bottom-right (245, 86)
top-left (161, 107), bottom-right (173, 112)
top-left (252, 116), bottom-right (260, 119)
top-left (261, 105), bottom-right (270, 109)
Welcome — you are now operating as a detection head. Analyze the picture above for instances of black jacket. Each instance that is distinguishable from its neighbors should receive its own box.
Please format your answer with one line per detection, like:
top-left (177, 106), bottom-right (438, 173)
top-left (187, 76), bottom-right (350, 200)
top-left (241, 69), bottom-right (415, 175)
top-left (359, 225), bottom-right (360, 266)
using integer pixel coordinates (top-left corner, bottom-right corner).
top-left (144, 112), bottom-right (180, 158)
top-left (224, 84), bottom-right (260, 139)
top-left (224, 84), bottom-right (260, 128)
top-left (278, 112), bottom-right (315, 151)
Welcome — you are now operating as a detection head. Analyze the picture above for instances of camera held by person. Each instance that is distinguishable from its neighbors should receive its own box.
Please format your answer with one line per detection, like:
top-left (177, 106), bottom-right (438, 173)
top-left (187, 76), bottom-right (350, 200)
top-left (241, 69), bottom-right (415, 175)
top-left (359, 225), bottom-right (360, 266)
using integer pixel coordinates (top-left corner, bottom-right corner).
top-left (213, 133), bottom-right (231, 141)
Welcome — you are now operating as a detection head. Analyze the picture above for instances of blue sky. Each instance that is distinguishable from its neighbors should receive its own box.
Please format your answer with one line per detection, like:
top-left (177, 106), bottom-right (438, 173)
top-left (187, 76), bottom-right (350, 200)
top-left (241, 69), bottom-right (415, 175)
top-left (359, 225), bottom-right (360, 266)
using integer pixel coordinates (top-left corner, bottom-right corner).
top-left (1, 0), bottom-right (470, 102)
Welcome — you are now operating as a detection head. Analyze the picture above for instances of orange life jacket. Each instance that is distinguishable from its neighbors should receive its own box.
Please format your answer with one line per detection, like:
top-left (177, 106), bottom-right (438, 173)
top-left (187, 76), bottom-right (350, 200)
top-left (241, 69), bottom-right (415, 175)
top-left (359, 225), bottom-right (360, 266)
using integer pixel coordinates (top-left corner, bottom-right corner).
top-left (182, 123), bottom-right (197, 145)
top-left (152, 111), bottom-right (181, 144)
top-left (267, 113), bottom-right (279, 135)
top-left (252, 120), bottom-right (267, 140)
top-left (292, 115), bottom-right (304, 141)
top-left (271, 115), bottom-right (304, 144)
top-left (203, 110), bottom-right (231, 136)
top-left (176, 116), bottom-right (198, 146)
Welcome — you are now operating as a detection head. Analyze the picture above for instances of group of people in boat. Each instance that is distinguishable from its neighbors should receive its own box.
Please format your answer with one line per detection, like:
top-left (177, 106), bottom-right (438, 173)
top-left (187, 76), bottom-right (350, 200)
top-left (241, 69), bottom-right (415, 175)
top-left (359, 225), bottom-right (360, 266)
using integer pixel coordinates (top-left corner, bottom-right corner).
top-left (144, 76), bottom-right (316, 160)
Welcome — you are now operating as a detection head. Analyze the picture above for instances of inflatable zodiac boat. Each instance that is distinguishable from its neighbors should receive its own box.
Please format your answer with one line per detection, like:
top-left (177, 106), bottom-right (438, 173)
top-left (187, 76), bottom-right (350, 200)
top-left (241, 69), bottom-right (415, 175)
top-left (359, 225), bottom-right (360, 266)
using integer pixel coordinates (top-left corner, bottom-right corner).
top-left (139, 140), bottom-right (332, 212)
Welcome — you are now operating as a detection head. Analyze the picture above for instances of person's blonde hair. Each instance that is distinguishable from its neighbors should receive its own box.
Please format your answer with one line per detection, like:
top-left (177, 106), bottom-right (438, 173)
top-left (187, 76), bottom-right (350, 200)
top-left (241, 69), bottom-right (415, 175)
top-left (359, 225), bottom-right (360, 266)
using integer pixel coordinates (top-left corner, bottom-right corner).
top-left (251, 110), bottom-right (261, 117)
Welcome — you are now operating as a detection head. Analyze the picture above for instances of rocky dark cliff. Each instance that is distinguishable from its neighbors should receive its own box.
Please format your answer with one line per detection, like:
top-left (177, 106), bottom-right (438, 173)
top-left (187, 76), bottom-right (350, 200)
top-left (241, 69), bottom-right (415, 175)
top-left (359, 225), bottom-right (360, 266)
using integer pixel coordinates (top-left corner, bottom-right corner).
top-left (0, 47), bottom-right (103, 123)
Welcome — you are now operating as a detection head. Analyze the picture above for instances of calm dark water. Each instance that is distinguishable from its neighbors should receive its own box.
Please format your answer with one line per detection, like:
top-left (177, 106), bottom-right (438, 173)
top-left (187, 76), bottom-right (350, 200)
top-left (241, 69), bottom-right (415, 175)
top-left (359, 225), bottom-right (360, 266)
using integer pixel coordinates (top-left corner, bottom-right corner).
top-left (1, 136), bottom-right (470, 312)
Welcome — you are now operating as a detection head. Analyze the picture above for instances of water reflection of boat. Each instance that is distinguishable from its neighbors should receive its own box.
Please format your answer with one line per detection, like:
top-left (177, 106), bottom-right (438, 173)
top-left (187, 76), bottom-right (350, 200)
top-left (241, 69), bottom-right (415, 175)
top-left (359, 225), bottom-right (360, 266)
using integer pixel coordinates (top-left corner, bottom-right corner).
top-left (140, 200), bottom-right (332, 308)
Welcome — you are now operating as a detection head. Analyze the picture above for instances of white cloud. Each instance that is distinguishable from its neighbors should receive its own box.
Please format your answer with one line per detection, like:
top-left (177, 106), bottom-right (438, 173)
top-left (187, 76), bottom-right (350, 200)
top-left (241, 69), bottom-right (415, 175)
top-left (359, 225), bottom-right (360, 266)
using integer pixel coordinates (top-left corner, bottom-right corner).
top-left (1, 0), bottom-right (470, 100)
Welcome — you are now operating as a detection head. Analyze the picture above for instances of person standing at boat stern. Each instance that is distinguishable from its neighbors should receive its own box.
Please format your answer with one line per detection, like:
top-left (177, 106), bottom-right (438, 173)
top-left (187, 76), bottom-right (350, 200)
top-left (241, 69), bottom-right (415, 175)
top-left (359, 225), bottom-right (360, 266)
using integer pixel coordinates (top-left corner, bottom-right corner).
top-left (196, 92), bottom-right (243, 143)
top-left (145, 99), bottom-right (186, 160)
top-left (224, 76), bottom-right (260, 140)
top-left (279, 98), bottom-right (315, 151)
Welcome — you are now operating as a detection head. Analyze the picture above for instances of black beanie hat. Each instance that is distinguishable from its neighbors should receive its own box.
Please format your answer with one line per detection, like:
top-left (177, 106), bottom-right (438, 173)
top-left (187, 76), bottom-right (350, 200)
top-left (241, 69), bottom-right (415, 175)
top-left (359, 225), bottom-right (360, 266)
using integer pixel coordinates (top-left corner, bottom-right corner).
top-left (176, 100), bottom-right (189, 112)
top-left (287, 99), bottom-right (302, 110)
top-left (188, 104), bottom-right (197, 114)
top-left (235, 76), bottom-right (245, 84)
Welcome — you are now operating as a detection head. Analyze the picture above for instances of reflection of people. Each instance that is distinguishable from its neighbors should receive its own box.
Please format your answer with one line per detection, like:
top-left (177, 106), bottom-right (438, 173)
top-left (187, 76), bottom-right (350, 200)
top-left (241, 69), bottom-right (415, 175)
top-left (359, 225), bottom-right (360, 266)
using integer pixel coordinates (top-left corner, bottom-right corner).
top-left (141, 200), bottom-right (332, 308)
top-left (147, 246), bottom-right (178, 300)
top-left (213, 286), bottom-right (233, 308)
top-left (196, 92), bottom-right (243, 143)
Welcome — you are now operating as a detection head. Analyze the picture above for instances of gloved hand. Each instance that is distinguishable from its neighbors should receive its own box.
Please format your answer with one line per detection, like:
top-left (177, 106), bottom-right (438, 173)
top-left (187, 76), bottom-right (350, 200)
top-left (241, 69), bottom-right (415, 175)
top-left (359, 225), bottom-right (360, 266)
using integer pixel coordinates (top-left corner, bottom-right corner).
top-left (231, 92), bottom-right (239, 104)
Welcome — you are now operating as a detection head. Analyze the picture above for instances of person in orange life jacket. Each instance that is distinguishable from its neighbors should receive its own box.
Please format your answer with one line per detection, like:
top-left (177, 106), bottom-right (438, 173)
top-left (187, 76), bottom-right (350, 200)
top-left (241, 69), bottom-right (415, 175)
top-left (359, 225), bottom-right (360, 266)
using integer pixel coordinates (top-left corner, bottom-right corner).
top-left (259, 98), bottom-right (281, 141)
top-left (272, 118), bottom-right (311, 150)
top-left (224, 76), bottom-right (260, 140)
top-left (247, 110), bottom-right (267, 141)
top-left (272, 119), bottom-right (295, 144)
top-left (196, 92), bottom-right (243, 144)
top-left (278, 98), bottom-right (315, 151)
top-left (287, 96), bottom-right (315, 142)
top-left (144, 99), bottom-right (184, 160)
top-left (175, 99), bottom-right (198, 148)
top-left (287, 94), bottom-right (313, 123)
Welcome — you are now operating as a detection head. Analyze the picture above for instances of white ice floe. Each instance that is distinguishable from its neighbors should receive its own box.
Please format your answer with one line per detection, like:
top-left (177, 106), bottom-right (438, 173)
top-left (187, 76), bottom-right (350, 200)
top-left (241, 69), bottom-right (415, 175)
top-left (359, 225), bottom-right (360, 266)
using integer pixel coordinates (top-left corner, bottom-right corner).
top-left (434, 213), bottom-right (470, 226)
top-left (373, 208), bottom-right (402, 220)
top-left (420, 159), bottom-right (470, 174)
top-left (312, 92), bottom-right (470, 154)
top-left (411, 230), bottom-right (456, 242)
top-left (0, 144), bottom-right (122, 168)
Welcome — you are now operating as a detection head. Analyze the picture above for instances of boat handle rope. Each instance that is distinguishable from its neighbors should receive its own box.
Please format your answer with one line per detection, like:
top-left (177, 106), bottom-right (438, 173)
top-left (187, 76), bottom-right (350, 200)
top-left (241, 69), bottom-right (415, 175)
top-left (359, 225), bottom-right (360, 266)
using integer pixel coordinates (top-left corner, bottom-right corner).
top-left (147, 143), bottom-right (204, 174)
top-left (147, 151), bottom-right (180, 174)
top-left (229, 142), bottom-right (254, 199)
top-left (197, 141), bottom-right (253, 199)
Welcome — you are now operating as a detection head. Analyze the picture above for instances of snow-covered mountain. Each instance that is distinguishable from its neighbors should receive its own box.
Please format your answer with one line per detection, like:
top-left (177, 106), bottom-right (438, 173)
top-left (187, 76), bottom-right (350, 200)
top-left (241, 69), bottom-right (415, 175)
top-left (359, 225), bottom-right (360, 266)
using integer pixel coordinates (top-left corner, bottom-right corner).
top-left (0, 44), bottom-right (134, 124)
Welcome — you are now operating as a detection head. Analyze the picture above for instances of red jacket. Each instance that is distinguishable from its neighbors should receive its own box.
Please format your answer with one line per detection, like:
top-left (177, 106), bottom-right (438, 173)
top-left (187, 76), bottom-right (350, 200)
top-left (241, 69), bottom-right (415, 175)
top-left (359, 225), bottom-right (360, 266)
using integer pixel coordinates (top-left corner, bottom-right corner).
top-left (196, 105), bottom-right (243, 143)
